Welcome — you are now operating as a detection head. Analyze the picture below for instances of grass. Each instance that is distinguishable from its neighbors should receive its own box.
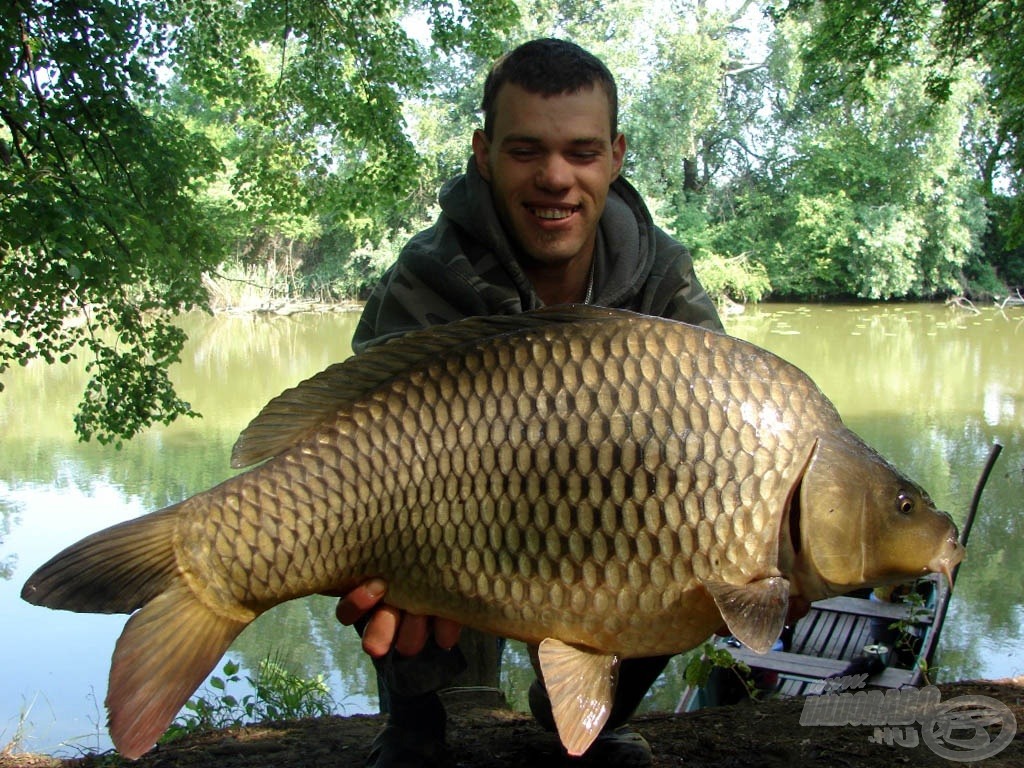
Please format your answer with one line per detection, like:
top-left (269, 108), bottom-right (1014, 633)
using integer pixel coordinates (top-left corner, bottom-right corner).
top-left (160, 655), bottom-right (337, 745)
top-left (1, 656), bottom-right (337, 764)
top-left (1, 695), bottom-right (39, 759)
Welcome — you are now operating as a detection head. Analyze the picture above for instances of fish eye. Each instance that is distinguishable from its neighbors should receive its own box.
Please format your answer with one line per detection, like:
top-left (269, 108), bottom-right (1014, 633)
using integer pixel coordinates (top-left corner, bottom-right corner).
top-left (897, 492), bottom-right (914, 515)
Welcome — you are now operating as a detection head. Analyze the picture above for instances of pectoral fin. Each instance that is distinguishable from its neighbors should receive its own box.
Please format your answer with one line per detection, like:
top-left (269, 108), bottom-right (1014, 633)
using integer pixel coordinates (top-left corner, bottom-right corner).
top-left (537, 638), bottom-right (619, 757)
top-left (704, 576), bottom-right (790, 654)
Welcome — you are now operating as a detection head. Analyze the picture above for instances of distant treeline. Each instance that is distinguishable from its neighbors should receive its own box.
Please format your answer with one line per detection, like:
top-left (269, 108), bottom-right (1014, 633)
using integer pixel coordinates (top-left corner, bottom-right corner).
top-left (4, 1), bottom-right (1023, 441)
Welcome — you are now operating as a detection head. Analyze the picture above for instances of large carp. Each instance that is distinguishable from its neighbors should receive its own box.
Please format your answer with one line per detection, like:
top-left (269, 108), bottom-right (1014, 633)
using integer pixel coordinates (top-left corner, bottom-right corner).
top-left (22, 306), bottom-right (963, 759)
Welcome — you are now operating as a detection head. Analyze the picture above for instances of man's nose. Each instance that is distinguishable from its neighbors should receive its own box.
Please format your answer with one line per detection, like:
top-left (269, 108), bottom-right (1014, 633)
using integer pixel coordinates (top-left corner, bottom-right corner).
top-left (535, 154), bottom-right (573, 191)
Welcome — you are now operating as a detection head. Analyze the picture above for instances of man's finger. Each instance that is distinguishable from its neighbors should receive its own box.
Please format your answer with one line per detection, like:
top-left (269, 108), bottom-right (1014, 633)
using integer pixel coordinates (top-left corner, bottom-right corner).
top-left (434, 618), bottom-right (462, 650)
top-left (362, 604), bottom-right (401, 658)
top-left (335, 578), bottom-right (388, 626)
top-left (395, 612), bottom-right (430, 657)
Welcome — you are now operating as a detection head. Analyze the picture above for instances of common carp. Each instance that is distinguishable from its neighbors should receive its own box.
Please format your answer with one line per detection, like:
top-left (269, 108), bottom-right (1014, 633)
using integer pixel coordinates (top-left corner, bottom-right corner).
top-left (22, 306), bottom-right (963, 758)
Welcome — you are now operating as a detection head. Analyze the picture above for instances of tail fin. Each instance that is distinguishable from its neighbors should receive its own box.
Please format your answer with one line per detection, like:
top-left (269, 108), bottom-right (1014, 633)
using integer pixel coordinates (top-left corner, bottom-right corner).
top-left (21, 505), bottom-right (183, 613)
top-left (21, 505), bottom-right (249, 759)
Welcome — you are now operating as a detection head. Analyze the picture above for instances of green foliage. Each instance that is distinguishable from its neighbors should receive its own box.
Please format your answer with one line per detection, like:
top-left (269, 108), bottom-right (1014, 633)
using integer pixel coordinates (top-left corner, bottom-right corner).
top-left (627, 3), bottom-right (771, 204)
top-left (1, 0), bottom-right (224, 444)
top-left (161, 0), bottom-right (516, 246)
top-left (3, 0), bottom-right (1023, 445)
top-left (1, 0), bottom-right (518, 443)
top-left (776, 0), bottom-right (1024, 249)
top-left (306, 210), bottom-right (439, 300)
top-left (692, 252), bottom-right (772, 303)
top-left (720, 36), bottom-right (987, 299)
top-left (162, 656), bottom-right (336, 743)
top-left (683, 641), bottom-right (756, 699)
top-left (882, 581), bottom-right (936, 683)
top-left (979, 194), bottom-right (1024, 290)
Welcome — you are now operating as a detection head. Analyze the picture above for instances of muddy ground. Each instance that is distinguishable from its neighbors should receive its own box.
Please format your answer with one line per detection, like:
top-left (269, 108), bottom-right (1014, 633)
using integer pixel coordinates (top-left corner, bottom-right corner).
top-left (3, 679), bottom-right (1021, 768)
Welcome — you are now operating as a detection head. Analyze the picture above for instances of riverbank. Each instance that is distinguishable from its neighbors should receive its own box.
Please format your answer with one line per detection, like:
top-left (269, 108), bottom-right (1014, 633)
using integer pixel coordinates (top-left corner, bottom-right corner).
top-left (3, 678), bottom-right (1021, 768)
top-left (209, 297), bottom-right (365, 316)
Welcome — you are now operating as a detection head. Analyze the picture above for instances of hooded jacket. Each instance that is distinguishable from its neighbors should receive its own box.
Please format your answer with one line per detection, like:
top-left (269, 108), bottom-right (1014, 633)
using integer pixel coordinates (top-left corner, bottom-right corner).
top-left (353, 160), bottom-right (722, 352)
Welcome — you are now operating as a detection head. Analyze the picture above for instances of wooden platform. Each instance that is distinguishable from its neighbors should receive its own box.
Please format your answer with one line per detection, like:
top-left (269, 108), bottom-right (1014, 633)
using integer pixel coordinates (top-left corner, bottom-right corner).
top-left (678, 574), bottom-right (949, 711)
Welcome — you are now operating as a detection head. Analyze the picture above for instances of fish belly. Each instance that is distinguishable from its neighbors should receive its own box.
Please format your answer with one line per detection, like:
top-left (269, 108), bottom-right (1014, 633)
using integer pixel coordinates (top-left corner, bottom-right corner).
top-left (183, 317), bottom-right (834, 656)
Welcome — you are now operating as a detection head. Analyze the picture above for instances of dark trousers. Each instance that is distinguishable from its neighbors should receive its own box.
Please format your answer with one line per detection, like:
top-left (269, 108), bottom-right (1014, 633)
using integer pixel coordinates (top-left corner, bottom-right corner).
top-left (358, 622), bottom-right (671, 730)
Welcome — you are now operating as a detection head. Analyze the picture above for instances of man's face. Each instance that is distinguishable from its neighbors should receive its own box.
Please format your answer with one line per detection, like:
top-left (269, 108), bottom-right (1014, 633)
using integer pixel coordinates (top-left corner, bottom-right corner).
top-left (472, 84), bottom-right (626, 270)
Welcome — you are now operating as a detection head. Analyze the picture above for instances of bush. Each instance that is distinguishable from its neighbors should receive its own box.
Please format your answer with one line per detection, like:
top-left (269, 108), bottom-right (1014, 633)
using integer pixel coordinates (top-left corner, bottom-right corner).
top-left (162, 656), bottom-right (336, 744)
top-left (693, 251), bottom-right (772, 304)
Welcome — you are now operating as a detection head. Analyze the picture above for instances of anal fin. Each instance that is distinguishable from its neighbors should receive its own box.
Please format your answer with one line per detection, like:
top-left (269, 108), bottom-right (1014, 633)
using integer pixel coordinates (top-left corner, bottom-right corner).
top-left (537, 638), bottom-right (619, 757)
top-left (704, 576), bottom-right (790, 654)
top-left (107, 584), bottom-right (249, 759)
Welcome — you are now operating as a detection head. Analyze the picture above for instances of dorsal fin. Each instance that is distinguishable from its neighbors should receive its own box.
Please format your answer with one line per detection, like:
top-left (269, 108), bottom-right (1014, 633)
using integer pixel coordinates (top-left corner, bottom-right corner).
top-left (230, 305), bottom-right (630, 468)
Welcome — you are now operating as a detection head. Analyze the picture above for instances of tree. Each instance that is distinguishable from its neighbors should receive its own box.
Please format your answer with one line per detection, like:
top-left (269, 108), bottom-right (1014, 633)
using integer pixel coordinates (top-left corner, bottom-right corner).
top-left (1, 0), bottom-right (518, 444)
top-left (773, 60), bottom-right (986, 298)
top-left (774, 0), bottom-right (1024, 271)
top-left (681, 5), bottom-right (992, 299)
top-left (2, 0), bottom-right (224, 445)
top-left (628, 1), bottom-right (770, 202)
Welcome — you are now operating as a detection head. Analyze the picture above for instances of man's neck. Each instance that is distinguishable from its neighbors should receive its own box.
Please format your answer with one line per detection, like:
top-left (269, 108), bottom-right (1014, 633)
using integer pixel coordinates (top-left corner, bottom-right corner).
top-left (524, 254), bottom-right (593, 306)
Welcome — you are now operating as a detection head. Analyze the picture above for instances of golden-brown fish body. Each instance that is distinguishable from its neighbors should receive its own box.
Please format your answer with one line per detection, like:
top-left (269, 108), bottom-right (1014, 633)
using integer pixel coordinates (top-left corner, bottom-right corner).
top-left (21, 306), bottom-right (963, 759)
top-left (188, 311), bottom-right (821, 648)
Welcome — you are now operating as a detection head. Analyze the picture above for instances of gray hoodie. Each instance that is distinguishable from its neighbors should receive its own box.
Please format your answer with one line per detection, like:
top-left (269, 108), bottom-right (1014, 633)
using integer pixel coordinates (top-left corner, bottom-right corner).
top-left (353, 160), bottom-right (722, 351)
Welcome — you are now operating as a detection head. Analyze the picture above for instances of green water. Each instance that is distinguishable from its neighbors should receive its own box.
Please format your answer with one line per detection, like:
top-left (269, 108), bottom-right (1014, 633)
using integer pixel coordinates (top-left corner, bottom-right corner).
top-left (0, 303), bottom-right (1021, 755)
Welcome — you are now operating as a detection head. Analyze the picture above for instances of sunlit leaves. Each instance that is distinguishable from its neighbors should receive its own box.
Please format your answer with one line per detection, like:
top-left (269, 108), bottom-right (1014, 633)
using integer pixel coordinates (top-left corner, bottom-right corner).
top-left (776, 0), bottom-right (1024, 246)
top-left (1, 0), bottom-right (517, 443)
top-left (2, 1), bottom-right (224, 442)
top-left (74, 313), bottom-right (198, 447)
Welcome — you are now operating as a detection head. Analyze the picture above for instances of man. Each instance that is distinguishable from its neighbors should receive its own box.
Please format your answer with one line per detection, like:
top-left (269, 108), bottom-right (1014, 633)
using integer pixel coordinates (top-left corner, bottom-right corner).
top-left (336, 38), bottom-right (724, 768)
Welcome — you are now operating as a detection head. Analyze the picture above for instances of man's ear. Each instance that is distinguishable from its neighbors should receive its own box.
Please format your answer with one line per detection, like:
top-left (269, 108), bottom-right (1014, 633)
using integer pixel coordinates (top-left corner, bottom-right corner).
top-left (472, 129), bottom-right (492, 182)
top-left (611, 132), bottom-right (626, 181)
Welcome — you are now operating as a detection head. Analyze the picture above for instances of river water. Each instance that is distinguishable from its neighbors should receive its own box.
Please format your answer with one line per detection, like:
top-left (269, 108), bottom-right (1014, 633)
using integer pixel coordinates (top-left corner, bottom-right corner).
top-left (1, 303), bottom-right (1021, 756)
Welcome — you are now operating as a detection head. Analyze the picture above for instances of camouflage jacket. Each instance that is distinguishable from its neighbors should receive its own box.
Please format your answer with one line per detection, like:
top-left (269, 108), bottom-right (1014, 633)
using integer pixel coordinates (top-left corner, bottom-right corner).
top-left (352, 160), bottom-right (723, 352)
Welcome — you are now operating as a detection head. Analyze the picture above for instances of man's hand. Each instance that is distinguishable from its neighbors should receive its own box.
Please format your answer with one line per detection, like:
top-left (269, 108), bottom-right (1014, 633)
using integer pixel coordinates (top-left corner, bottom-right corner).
top-left (335, 578), bottom-right (462, 658)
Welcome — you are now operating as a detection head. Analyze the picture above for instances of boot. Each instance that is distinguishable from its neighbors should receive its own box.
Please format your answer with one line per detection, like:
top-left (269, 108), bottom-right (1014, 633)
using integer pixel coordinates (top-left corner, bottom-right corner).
top-left (366, 691), bottom-right (449, 768)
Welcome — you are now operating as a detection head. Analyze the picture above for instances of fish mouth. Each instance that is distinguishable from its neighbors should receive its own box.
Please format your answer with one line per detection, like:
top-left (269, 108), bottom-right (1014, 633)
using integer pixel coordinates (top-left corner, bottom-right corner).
top-left (929, 530), bottom-right (965, 589)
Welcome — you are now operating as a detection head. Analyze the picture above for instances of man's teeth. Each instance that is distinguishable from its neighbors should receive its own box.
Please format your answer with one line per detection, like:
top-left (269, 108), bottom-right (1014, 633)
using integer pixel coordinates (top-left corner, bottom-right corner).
top-left (531, 206), bottom-right (576, 220)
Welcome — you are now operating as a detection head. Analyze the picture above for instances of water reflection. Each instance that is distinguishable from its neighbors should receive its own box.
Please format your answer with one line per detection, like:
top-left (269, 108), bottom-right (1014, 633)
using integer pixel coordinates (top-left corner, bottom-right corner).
top-left (0, 304), bottom-right (1021, 756)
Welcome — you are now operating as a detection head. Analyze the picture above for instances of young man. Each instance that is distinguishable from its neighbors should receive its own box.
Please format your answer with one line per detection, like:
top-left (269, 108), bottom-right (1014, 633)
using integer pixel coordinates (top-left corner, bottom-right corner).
top-left (336, 38), bottom-right (724, 768)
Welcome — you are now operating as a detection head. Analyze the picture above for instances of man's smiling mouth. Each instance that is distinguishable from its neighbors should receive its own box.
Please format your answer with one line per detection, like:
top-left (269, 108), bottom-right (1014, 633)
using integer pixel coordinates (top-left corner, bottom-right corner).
top-left (528, 205), bottom-right (580, 220)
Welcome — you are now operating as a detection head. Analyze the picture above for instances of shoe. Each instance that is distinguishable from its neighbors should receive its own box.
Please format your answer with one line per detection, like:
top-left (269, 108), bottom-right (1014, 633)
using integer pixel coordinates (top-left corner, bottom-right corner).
top-left (365, 722), bottom-right (449, 768)
top-left (574, 727), bottom-right (652, 767)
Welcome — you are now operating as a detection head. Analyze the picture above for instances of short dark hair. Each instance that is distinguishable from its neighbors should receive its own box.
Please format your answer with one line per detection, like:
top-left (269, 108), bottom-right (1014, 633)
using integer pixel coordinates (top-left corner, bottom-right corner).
top-left (480, 38), bottom-right (619, 138)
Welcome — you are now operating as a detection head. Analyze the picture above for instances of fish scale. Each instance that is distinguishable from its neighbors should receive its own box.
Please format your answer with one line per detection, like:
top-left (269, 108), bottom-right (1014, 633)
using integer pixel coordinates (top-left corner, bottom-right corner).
top-left (21, 305), bottom-right (964, 759)
top-left (186, 315), bottom-right (818, 649)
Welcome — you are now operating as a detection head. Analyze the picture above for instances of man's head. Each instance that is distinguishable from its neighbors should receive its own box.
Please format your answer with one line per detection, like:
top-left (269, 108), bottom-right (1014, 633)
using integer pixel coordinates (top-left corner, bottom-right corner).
top-left (480, 38), bottom-right (619, 140)
top-left (473, 39), bottom-right (626, 301)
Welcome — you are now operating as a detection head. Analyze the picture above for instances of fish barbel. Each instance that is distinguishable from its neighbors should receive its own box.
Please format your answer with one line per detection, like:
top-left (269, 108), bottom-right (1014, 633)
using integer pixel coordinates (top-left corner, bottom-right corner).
top-left (22, 306), bottom-right (963, 758)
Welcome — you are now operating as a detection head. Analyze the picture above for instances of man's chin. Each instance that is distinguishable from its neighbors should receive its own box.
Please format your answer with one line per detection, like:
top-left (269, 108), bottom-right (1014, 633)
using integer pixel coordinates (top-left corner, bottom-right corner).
top-left (518, 236), bottom-right (589, 267)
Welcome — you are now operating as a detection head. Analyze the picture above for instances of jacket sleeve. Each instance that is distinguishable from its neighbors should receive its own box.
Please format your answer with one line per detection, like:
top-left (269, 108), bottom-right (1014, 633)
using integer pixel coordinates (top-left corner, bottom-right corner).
top-left (353, 262), bottom-right (484, 354)
top-left (352, 223), bottom-right (523, 353)
top-left (644, 229), bottom-right (724, 332)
